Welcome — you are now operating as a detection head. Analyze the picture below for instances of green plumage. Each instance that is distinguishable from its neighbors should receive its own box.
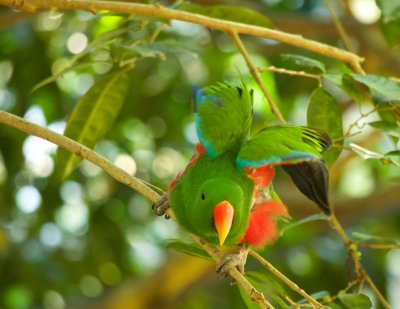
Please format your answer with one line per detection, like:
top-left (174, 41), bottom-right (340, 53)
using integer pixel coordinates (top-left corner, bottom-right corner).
top-left (236, 125), bottom-right (331, 169)
top-left (170, 151), bottom-right (254, 246)
top-left (168, 81), bottom-right (332, 247)
top-left (195, 82), bottom-right (253, 156)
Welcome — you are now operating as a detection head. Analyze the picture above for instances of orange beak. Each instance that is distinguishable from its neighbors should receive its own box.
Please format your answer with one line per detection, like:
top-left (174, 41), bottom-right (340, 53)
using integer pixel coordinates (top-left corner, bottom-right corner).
top-left (213, 201), bottom-right (234, 246)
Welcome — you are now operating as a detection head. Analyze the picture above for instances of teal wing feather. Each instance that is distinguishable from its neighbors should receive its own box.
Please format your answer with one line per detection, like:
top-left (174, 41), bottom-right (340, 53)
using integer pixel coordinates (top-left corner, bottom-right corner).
top-left (236, 125), bottom-right (331, 169)
top-left (194, 82), bottom-right (253, 157)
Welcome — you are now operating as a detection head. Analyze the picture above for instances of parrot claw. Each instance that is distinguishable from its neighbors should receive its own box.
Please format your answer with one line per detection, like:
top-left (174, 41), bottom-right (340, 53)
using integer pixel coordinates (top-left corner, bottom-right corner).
top-left (152, 193), bottom-right (170, 217)
top-left (216, 247), bottom-right (248, 279)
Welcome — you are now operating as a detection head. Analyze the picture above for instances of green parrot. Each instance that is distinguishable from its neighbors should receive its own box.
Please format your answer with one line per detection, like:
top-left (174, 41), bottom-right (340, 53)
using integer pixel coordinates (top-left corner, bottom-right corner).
top-left (154, 82), bottom-right (331, 275)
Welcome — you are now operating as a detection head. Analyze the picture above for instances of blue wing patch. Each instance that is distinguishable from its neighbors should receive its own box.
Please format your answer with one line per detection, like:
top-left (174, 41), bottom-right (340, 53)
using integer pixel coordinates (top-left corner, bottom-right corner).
top-left (193, 86), bottom-right (221, 112)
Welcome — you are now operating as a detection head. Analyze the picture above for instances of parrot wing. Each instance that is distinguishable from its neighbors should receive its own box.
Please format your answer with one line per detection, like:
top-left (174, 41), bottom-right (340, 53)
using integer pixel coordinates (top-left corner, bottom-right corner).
top-left (236, 125), bottom-right (331, 168)
top-left (236, 125), bottom-right (332, 214)
top-left (194, 82), bottom-right (253, 157)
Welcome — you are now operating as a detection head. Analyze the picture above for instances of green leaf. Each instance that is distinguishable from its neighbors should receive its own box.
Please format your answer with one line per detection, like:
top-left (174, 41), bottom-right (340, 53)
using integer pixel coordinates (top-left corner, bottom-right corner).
top-left (281, 213), bottom-right (327, 235)
top-left (166, 241), bottom-right (212, 261)
top-left (246, 272), bottom-right (289, 308)
top-left (237, 286), bottom-right (259, 309)
top-left (379, 19), bottom-right (400, 47)
top-left (368, 121), bottom-right (400, 138)
top-left (307, 87), bottom-right (343, 166)
top-left (352, 232), bottom-right (398, 244)
top-left (348, 74), bottom-right (400, 103)
top-left (281, 54), bottom-right (326, 74)
top-left (349, 143), bottom-right (400, 166)
top-left (327, 302), bottom-right (346, 309)
top-left (376, 0), bottom-right (400, 22)
top-left (56, 71), bottom-right (130, 179)
top-left (338, 293), bottom-right (372, 309)
top-left (376, 0), bottom-right (400, 46)
top-left (384, 150), bottom-right (400, 166)
top-left (341, 74), bottom-right (365, 103)
top-left (297, 291), bottom-right (330, 304)
top-left (179, 3), bottom-right (273, 28)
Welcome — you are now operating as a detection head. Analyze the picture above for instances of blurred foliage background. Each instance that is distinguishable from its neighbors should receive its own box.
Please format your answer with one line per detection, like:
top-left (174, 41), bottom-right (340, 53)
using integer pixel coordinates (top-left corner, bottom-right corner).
top-left (0, 0), bottom-right (399, 308)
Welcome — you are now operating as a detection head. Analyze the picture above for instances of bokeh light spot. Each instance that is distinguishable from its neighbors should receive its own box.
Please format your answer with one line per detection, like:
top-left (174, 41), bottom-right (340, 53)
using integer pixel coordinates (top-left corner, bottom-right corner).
top-left (67, 32), bottom-right (88, 54)
top-left (16, 186), bottom-right (42, 214)
top-left (40, 223), bottom-right (63, 248)
top-left (99, 263), bottom-right (121, 285)
top-left (79, 275), bottom-right (103, 297)
top-left (349, 0), bottom-right (381, 24)
top-left (43, 290), bottom-right (65, 309)
top-left (114, 154), bottom-right (137, 175)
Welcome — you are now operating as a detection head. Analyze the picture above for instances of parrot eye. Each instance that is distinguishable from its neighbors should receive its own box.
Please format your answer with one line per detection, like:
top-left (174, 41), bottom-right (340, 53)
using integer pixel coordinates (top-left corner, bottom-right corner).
top-left (201, 193), bottom-right (206, 200)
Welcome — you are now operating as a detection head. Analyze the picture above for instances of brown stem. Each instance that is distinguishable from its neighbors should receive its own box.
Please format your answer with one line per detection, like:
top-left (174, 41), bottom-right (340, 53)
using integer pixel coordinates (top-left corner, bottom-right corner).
top-left (323, 0), bottom-right (354, 52)
top-left (230, 31), bottom-right (286, 124)
top-left (249, 250), bottom-right (325, 308)
top-left (0, 0), bottom-right (364, 70)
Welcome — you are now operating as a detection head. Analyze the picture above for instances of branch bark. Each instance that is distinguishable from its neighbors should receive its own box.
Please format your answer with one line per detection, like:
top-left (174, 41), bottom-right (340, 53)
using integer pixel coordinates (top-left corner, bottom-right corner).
top-left (0, 110), bottom-right (271, 309)
top-left (0, 0), bottom-right (364, 71)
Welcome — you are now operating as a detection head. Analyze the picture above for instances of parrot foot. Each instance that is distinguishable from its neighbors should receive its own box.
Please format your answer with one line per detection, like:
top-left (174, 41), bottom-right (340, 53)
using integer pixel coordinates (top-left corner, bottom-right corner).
top-left (216, 247), bottom-right (249, 279)
top-left (152, 193), bottom-right (170, 219)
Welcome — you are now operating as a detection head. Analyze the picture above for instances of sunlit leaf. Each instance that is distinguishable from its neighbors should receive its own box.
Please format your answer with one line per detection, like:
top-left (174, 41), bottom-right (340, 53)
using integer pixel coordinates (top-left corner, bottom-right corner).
top-left (56, 71), bottom-right (130, 179)
top-left (348, 74), bottom-right (400, 103)
top-left (348, 143), bottom-right (383, 160)
top-left (281, 54), bottom-right (326, 74)
top-left (368, 121), bottom-right (400, 138)
top-left (338, 293), bottom-right (372, 309)
top-left (307, 87), bottom-right (343, 166)
top-left (281, 213), bottom-right (327, 235)
top-left (179, 3), bottom-right (273, 28)
top-left (166, 241), bottom-right (212, 261)
top-left (384, 150), bottom-right (400, 166)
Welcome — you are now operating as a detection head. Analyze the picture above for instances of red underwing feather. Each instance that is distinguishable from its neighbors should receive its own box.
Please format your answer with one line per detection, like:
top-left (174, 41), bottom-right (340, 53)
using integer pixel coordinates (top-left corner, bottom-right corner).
top-left (246, 165), bottom-right (275, 187)
top-left (240, 201), bottom-right (288, 248)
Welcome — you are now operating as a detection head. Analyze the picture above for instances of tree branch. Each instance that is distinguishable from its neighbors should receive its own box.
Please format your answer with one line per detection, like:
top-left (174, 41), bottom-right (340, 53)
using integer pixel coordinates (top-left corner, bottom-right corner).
top-left (0, 0), bottom-right (364, 71)
top-left (249, 250), bottom-right (324, 308)
top-left (0, 110), bottom-right (160, 203)
top-left (0, 109), bottom-right (271, 309)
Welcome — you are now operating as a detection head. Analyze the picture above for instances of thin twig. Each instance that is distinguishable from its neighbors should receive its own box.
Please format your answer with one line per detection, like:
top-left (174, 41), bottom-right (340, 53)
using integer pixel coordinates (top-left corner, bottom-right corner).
top-left (258, 66), bottom-right (322, 84)
top-left (323, 0), bottom-right (354, 52)
top-left (357, 243), bottom-right (400, 250)
top-left (362, 270), bottom-right (390, 309)
top-left (328, 214), bottom-right (390, 308)
top-left (328, 215), bottom-right (362, 277)
top-left (249, 249), bottom-right (324, 308)
top-left (0, 109), bottom-right (271, 309)
top-left (230, 31), bottom-right (286, 124)
top-left (0, 0), bottom-right (364, 72)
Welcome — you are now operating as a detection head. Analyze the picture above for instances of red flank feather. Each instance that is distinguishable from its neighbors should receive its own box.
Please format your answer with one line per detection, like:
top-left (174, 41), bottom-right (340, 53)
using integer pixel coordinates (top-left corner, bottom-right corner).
top-left (240, 201), bottom-right (288, 248)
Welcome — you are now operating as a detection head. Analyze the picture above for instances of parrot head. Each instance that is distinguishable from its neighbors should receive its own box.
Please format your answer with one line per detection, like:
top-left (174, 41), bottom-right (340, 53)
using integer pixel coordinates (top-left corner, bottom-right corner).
top-left (190, 177), bottom-right (249, 246)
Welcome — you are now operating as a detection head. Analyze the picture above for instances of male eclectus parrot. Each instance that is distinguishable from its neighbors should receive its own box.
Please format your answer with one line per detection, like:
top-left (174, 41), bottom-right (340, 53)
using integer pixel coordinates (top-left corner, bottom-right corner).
top-left (154, 82), bottom-right (331, 276)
